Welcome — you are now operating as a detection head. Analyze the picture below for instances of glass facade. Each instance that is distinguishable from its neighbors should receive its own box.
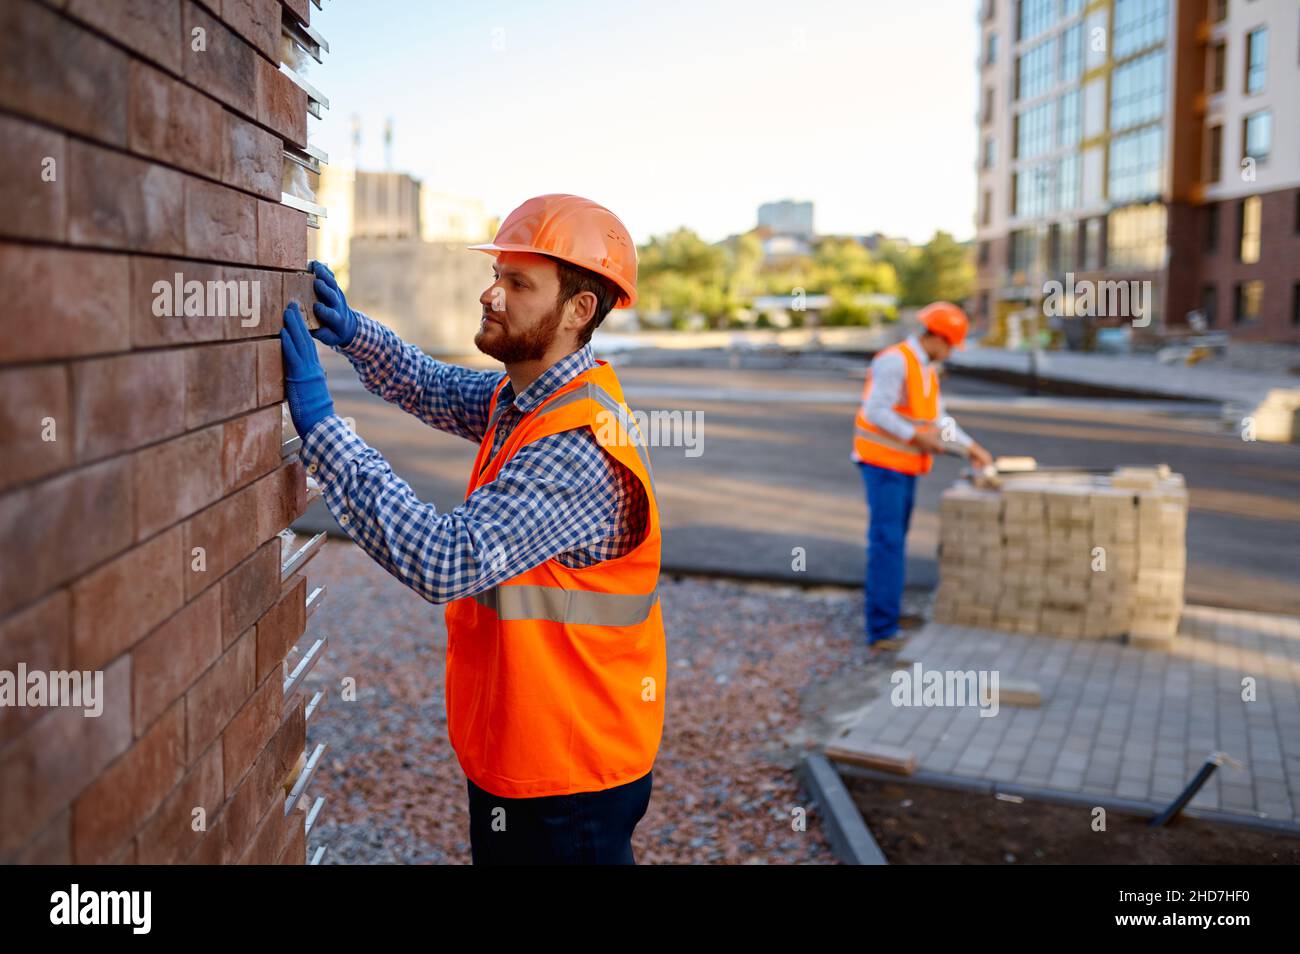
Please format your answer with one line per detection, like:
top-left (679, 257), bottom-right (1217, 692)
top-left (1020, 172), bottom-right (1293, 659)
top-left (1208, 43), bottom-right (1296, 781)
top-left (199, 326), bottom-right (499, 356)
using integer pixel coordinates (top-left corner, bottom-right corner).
top-left (1018, 0), bottom-right (1056, 42)
top-left (1112, 0), bottom-right (1168, 59)
top-left (1108, 125), bottom-right (1164, 202)
top-left (1110, 49), bottom-right (1166, 131)
top-left (1245, 27), bottom-right (1267, 94)
top-left (1017, 37), bottom-right (1057, 100)
top-left (1016, 99), bottom-right (1055, 159)
top-left (1057, 89), bottom-right (1081, 147)
top-left (1057, 154), bottom-right (1080, 211)
top-left (1106, 203), bottom-right (1167, 270)
top-left (1243, 111), bottom-right (1272, 161)
top-left (1059, 23), bottom-right (1083, 83)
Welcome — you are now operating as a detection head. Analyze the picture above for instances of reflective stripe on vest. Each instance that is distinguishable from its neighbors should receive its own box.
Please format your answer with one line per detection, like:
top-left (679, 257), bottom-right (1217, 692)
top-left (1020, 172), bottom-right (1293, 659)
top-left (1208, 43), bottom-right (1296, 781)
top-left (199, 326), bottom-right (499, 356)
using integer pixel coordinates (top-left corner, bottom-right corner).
top-left (473, 584), bottom-right (659, 626)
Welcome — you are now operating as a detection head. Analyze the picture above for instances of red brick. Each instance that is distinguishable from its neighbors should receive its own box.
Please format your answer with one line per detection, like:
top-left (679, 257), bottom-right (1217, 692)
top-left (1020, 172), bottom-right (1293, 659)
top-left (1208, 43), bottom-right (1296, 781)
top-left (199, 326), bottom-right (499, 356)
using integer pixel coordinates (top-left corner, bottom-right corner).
top-left (185, 340), bottom-right (258, 429)
top-left (220, 538), bottom-right (280, 646)
top-left (136, 742), bottom-right (223, 864)
top-left (277, 816), bottom-right (306, 865)
top-left (0, 114), bottom-right (66, 242)
top-left (282, 269), bottom-right (317, 317)
top-left (133, 425), bottom-right (224, 539)
top-left (0, 0), bottom-right (128, 146)
top-left (0, 245), bottom-right (129, 363)
top-left (71, 525), bottom-right (185, 672)
top-left (66, 141), bottom-right (186, 254)
top-left (182, 2), bottom-right (258, 117)
top-left (223, 112), bottom-right (282, 200)
top-left (66, 0), bottom-right (184, 74)
top-left (184, 626), bottom-right (255, 760)
top-left (223, 666), bottom-right (283, 793)
top-left (0, 656), bottom-right (131, 858)
top-left (256, 338), bottom-right (285, 405)
top-left (0, 457), bottom-right (133, 617)
top-left (0, 590), bottom-right (71, 748)
top-left (223, 266), bottom-right (284, 339)
top-left (132, 586), bottom-right (223, 733)
top-left (255, 55), bottom-right (307, 147)
top-left (256, 575), bottom-right (305, 683)
top-left (254, 459), bottom-right (307, 540)
top-left (130, 258), bottom-right (225, 348)
top-left (224, 0), bottom-right (280, 61)
top-left (281, 0), bottom-right (309, 26)
top-left (72, 350), bottom-right (186, 463)
top-left (257, 201), bottom-right (308, 269)
top-left (0, 364), bottom-right (72, 492)
top-left (10, 811), bottom-right (72, 864)
top-left (239, 797), bottom-right (291, 864)
top-left (185, 177), bottom-right (258, 263)
top-left (222, 404), bottom-right (281, 493)
top-left (182, 480), bottom-right (260, 598)
top-left (128, 60), bottom-right (223, 180)
top-left (73, 699), bottom-right (185, 863)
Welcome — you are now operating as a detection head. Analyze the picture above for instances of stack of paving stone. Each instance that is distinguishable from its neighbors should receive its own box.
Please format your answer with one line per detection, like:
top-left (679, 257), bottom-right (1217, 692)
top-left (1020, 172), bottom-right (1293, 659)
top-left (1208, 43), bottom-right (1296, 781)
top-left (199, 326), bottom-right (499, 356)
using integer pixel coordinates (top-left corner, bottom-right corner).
top-left (933, 465), bottom-right (1187, 648)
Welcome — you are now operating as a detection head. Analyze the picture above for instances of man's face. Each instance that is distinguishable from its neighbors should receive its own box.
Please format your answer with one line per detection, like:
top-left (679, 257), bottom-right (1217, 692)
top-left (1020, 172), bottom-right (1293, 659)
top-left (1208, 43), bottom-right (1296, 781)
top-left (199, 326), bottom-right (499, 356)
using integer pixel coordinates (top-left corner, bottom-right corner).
top-left (475, 251), bottom-right (566, 363)
top-left (923, 333), bottom-right (952, 363)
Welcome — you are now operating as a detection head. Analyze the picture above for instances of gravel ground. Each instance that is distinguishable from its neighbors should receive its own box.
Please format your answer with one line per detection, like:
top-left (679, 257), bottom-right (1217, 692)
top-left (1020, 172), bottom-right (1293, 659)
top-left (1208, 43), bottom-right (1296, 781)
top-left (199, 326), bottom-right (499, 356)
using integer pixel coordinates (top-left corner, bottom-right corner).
top-left (299, 541), bottom-right (916, 865)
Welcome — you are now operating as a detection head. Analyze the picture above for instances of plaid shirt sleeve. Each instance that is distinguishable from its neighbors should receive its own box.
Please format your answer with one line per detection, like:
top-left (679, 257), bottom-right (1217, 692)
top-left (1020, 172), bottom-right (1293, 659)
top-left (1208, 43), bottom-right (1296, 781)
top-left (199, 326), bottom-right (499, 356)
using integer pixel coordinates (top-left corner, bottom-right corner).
top-left (334, 312), bottom-right (505, 443)
top-left (298, 414), bottom-right (627, 604)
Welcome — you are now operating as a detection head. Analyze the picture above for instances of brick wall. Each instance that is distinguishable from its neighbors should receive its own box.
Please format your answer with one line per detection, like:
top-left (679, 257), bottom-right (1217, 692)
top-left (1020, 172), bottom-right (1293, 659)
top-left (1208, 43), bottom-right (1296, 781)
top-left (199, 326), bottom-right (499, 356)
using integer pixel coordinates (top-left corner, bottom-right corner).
top-left (1, 0), bottom-right (328, 864)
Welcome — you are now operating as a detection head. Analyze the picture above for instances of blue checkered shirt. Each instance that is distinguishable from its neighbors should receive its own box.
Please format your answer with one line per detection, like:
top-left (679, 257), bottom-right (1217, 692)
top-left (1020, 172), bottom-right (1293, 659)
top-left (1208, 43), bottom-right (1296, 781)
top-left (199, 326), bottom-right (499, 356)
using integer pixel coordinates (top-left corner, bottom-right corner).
top-left (299, 313), bottom-right (648, 604)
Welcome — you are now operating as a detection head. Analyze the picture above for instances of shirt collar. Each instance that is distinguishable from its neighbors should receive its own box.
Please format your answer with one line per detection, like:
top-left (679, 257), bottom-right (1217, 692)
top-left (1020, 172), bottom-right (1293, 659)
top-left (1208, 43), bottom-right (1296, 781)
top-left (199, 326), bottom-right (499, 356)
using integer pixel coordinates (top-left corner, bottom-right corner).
top-left (500, 344), bottom-right (598, 414)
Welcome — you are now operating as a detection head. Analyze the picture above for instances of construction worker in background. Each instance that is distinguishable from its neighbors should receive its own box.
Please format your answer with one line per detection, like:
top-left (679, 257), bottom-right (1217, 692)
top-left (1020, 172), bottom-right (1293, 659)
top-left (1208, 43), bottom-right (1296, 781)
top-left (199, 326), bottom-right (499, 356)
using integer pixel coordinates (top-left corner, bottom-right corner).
top-left (278, 194), bottom-right (666, 865)
top-left (852, 302), bottom-right (992, 654)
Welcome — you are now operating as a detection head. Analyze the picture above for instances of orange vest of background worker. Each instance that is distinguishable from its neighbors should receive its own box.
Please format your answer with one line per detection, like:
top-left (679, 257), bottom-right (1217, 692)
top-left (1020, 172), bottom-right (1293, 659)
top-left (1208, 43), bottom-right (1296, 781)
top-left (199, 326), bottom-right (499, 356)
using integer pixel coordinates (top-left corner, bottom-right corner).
top-left (444, 359), bottom-right (667, 800)
top-left (852, 302), bottom-right (991, 653)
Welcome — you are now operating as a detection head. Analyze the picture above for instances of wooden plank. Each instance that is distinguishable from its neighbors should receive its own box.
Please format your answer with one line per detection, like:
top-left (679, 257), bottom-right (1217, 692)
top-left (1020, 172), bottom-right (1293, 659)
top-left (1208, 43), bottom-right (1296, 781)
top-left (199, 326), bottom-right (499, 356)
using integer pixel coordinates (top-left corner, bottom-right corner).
top-left (824, 739), bottom-right (916, 775)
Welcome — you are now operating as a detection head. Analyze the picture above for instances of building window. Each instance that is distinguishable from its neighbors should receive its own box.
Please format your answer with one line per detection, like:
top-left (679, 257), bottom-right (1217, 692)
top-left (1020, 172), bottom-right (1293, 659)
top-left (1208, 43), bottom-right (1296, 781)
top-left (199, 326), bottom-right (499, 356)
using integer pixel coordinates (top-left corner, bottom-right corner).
top-left (1111, 48), bottom-right (1167, 131)
top-left (1211, 0), bottom-right (1227, 24)
top-left (1057, 88), bottom-right (1082, 147)
top-left (1059, 24), bottom-right (1083, 83)
top-left (978, 241), bottom-right (990, 265)
top-left (1234, 280), bottom-right (1263, 323)
top-left (1015, 163), bottom-right (1057, 219)
top-left (1243, 110), bottom-right (1271, 162)
top-left (1063, 0), bottom-right (1084, 17)
top-left (1207, 124), bottom-right (1223, 182)
top-left (1238, 195), bottom-right (1261, 264)
top-left (982, 136), bottom-right (997, 170)
top-left (1201, 285), bottom-right (1217, 327)
top-left (1245, 26), bottom-right (1268, 94)
top-left (1113, 0), bottom-right (1168, 59)
top-left (1057, 154), bottom-right (1081, 211)
top-left (982, 189), bottom-right (992, 226)
top-left (1010, 229), bottom-right (1037, 273)
top-left (1083, 217), bottom-right (1104, 269)
top-left (986, 32), bottom-right (999, 66)
top-left (1052, 220), bottom-right (1078, 273)
top-left (1016, 38), bottom-right (1057, 101)
top-left (1293, 283), bottom-right (1300, 326)
top-left (1107, 203), bottom-right (1167, 270)
top-left (1108, 125), bottom-right (1165, 202)
top-left (982, 86), bottom-right (995, 124)
top-left (1016, 100), bottom-right (1055, 159)
top-left (1210, 42), bottom-right (1226, 93)
top-left (1018, 0), bottom-right (1055, 43)
top-left (1205, 203), bottom-right (1219, 253)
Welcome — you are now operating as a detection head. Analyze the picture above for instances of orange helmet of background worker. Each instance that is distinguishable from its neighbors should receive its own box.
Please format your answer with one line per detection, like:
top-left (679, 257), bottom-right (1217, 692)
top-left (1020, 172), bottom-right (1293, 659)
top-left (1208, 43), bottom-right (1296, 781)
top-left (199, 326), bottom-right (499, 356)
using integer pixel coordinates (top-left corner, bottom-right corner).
top-left (468, 194), bottom-right (638, 309)
top-left (917, 301), bottom-right (969, 349)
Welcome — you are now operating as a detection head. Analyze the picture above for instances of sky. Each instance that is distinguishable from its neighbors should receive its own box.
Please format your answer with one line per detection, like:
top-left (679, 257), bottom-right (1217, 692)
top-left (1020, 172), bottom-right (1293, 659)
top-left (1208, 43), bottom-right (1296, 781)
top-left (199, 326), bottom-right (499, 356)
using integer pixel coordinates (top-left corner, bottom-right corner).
top-left (307, 0), bottom-right (979, 245)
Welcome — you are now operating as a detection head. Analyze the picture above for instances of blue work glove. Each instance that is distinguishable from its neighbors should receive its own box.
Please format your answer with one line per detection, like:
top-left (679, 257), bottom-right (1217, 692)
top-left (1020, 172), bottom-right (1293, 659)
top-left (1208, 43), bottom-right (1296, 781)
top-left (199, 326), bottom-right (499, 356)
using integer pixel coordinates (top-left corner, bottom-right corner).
top-left (281, 301), bottom-right (335, 438)
top-left (308, 259), bottom-right (358, 348)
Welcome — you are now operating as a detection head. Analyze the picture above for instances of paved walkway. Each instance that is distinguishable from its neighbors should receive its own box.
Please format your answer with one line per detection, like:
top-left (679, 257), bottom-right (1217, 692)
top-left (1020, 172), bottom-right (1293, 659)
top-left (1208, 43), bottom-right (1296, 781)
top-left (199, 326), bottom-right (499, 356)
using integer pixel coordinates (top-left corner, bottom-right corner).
top-left (833, 605), bottom-right (1300, 825)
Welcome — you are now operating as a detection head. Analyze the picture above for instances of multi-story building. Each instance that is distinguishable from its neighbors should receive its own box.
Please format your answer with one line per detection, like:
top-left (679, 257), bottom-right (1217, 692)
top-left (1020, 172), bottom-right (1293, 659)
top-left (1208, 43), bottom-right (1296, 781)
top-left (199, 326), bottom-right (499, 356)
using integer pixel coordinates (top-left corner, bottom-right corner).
top-left (974, 0), bottom-right (1300, 343)
top-left (757, 199), bottom-right (816, 239)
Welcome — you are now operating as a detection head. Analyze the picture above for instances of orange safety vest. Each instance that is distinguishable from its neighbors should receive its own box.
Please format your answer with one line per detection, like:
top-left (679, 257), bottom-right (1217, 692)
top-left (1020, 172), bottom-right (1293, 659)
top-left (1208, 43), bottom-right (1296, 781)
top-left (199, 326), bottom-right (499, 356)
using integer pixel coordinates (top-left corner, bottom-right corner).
top-left (852, 342), bottom-right (940, 475)
top-left (443, 360), bottom-right (667, 798)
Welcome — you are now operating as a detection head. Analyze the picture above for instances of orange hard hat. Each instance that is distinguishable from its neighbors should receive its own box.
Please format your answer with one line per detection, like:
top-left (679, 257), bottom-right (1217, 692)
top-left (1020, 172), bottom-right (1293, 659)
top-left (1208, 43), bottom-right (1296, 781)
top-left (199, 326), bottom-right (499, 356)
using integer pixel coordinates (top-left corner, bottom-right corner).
top-left (918, 301), bottom-right (969, 349)
top-left (468, 194), bottom-right (638, 309)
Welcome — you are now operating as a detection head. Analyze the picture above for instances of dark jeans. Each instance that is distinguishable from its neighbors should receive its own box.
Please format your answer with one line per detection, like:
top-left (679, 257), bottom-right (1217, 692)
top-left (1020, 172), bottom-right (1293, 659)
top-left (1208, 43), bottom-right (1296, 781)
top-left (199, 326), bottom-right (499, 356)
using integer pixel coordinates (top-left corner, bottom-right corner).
top-left (466, 770), bottom-right (653, 865)
top-left (859, 461), bottom-right (917, 644)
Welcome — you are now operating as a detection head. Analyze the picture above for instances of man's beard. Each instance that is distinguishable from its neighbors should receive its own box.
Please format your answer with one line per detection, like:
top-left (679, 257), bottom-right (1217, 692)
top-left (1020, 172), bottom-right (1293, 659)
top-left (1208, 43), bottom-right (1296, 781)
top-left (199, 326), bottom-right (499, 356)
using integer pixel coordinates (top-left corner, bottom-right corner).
top-left (474, 301), bottom-right (564, 363)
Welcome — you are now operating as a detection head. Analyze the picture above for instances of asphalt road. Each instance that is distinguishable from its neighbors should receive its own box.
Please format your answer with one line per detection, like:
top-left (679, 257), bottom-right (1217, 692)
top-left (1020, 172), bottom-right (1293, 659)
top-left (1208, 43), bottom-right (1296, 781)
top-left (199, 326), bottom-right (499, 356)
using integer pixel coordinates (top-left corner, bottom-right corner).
top-left (297, 348), bottom-right (1300, 617)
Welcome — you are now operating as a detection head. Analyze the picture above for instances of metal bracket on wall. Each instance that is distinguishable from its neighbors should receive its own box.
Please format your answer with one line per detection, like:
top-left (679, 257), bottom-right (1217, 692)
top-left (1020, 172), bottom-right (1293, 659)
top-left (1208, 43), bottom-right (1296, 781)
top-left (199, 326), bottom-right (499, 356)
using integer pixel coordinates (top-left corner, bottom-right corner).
top-left (306, 585), bottom-right (325, 618)
top-left (281, 435), bottom-right (302, 458)
top-left (282, 531), bottom-right (327, 581)
top-left (304, 796), bottom-right (325, 838)
top-left (282, 14), bottom-right (329, 63)
top-left (284, 742), bottom-right (326, 816)
top-left (305, 689), bottom-right (325, 723)
top-left (284, 635), bottom-right (327, 702)
top-left (309, 845), bottom-right (326, 865)
top-left (281, 191), bottom-right (328, 229)
top-left (284, 142), bottom-right (328, 176)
